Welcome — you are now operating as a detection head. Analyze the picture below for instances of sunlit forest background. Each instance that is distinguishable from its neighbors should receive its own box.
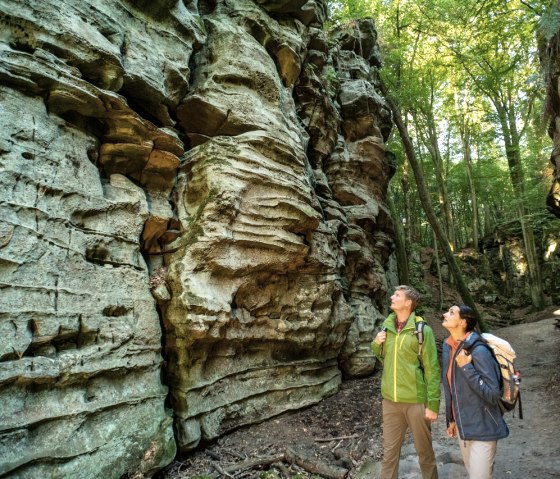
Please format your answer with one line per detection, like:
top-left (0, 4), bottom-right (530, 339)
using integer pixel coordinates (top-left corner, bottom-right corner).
top-left (326, 0), bottom-right (560, 313)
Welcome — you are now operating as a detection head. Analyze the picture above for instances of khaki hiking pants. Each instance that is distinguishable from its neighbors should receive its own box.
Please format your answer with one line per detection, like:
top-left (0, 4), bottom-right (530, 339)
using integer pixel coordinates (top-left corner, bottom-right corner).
top-left (458, 438), bottom-right (497, 479)
top-left (379, 399), bottom-right (438, 479)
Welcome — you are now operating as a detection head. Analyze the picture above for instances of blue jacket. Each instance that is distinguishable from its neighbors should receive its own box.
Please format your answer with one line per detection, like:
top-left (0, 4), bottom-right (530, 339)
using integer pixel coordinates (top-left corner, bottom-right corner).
top-left (442, 332), bottom-right (509, 441)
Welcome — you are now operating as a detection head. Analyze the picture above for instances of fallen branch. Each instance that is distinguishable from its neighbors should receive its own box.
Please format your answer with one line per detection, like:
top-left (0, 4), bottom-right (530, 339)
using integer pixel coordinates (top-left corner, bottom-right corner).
top-left (271, 460), bottom-right (291, 479)
top-left (208, 448), bottom-right (348, 479)
top-left (205, 449), bottom-right (221, 461)
top-left (285, 448), bottom-right (348, 479)
top-left (315, 434), bottom-right (359, 443)
top-left (211, 462), bottom-right (234, 478)
top-left (332, 439), bottom-right (344, 453)
top-left (210, 453), bottom-right (286, 478)
top-left (220, 447), bottom-right (247, 460)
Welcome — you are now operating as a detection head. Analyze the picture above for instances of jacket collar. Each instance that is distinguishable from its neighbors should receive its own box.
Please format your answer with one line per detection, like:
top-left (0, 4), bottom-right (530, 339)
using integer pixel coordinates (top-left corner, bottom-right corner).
top-left (462, 331), bottom-right (481, 350)
top-left (385, 311), bottom-right (417, 332)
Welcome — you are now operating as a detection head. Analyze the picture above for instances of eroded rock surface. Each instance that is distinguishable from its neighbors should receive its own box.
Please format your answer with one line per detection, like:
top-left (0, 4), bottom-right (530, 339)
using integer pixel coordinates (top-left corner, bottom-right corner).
top-left (165, 9), bottom-right (393, 451)
top-left (543, 26), bottom-right (560, 218)
top-left (0, 0), bottom-right (394, 475)
top-left (0, 0), bottom-right (202, 477)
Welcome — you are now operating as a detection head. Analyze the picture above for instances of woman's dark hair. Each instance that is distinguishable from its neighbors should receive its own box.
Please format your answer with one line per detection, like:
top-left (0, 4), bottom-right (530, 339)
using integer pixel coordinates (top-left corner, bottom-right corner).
top-left (458, 305), bottom-right (477, 332)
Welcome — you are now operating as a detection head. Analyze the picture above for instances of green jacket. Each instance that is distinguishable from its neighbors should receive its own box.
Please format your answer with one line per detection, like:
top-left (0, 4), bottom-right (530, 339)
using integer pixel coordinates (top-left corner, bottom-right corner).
top-left (371, 312), bottom-right (441, 413)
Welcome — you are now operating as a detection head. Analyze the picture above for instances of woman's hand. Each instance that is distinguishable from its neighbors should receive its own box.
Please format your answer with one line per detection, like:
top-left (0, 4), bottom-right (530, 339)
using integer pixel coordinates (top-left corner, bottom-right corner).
top-left (447, 422), bottom-right (457, 438)
top-left (455, 349), bottom-right (472, 367)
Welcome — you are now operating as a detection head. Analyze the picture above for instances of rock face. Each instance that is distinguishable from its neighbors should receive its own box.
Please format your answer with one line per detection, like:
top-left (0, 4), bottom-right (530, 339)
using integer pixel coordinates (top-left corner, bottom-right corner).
top-left (479, 220), bottom-right (560, 308)
top-left (0, 0), bottom-right (201, 477)
top-left (0, 0), bottom-right (394, 476)
top-left (166, 8), bottom-right (393, 450)
top-left (543, 26), bottom-right (560, 218)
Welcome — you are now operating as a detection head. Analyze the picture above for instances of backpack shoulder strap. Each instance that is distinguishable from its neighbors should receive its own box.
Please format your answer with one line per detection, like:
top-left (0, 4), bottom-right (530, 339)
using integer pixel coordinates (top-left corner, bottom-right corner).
top-left (465, 337), bottom-right (494, 358)
top-left (414, 317), bottom-right (425, 366)
top-left (414, 316), bottom-right (425, 340)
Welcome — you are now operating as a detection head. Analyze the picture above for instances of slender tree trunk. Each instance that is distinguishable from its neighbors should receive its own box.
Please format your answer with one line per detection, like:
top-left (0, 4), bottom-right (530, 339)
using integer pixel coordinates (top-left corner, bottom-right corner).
top-left (387, 187), bottom-right (410, 284)
top-left (483, 201), bottom-right (493, 238)
top-left (423, 102), bottom-right (456, 250)
top-left (459, 123), bottom-right (480, 249)
top-left (379, 79), bottom-right (487, 330)
top-left (433, 230), bottom-right (443, 311)
top-left (401, 162), bottom-right (413, 245)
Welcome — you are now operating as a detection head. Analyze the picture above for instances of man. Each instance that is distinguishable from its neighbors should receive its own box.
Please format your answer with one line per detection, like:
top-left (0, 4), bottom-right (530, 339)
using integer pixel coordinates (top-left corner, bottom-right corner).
top-left (372, 285), bottom-right (440, 479)
top-left (441, 305), bottom-right (508, 479)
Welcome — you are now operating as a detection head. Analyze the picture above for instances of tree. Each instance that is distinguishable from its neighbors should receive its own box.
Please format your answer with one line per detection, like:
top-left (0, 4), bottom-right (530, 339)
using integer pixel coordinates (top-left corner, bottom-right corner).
top-left (379, 79), bottom-right (487, 330)
top-left (331, 0), bottom-right (552, 310)
top-left (442, 0), bottom-right (545, 309)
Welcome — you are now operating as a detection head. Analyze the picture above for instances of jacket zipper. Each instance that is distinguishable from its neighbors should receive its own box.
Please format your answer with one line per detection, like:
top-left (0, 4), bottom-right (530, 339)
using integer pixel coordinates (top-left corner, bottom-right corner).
top-left (452, 345), bottom-right (466, 440)
top-left (485, 407), bottom-right (500, 426)
top-left (394, 325), bottom-right (414, 401)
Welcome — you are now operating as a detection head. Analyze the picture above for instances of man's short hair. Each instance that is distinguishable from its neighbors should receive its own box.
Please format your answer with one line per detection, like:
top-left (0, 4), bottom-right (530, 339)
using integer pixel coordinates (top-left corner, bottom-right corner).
top-left (396, 285), bottom-right (420, 310)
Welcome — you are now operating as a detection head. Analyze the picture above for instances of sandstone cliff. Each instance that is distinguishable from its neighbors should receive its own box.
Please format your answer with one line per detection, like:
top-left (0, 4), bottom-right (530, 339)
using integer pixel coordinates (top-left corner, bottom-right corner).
top-left (0, 0), bottom-right (393, 476)
top-left (544, 22), bottom-right (560, 218)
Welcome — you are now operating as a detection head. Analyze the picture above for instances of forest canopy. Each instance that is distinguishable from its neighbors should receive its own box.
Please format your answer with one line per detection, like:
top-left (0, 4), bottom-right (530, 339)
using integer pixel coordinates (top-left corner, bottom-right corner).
top-left (326, 0), bottom-right (560, 310)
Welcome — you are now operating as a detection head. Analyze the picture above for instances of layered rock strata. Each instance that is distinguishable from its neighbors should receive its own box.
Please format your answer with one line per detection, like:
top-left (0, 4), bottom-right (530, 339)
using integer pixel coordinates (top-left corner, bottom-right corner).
top-left (543, 25), bottom-right (560, 218)
top-left (0, 0), bottom-right (394, 475)
top-left (165, 6), bottom-right (393, 450)
top-left (0, 0), bottom-right (203, 476)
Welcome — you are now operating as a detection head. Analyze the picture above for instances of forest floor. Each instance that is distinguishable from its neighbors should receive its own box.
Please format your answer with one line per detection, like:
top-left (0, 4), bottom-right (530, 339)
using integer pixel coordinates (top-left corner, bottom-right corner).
top-left (159, 303), bottom-right (560, 479)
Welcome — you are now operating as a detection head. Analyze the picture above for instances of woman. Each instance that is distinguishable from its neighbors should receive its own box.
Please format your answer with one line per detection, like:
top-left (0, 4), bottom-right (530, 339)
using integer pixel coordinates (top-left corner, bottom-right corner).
top-left (441, 305), bottom-right (509, 479)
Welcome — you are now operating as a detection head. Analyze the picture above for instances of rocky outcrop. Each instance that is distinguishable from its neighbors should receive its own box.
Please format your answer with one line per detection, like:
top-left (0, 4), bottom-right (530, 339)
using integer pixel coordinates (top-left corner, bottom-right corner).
top-left (164, 9), bottom-right (393, 450)
top-left (0, 0), bottom-right (394, 475)
top-left (0, 0), bottom-right (202, 477)
top-left (478, 219), bottom-right (560, 308)
top-left (543, 21), bottom-right (560, 218)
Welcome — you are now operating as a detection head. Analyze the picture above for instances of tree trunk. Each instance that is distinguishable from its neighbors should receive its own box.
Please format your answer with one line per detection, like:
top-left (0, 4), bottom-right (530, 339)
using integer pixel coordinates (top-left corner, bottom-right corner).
top-left (419, 95), bottom-right (456, 250)
top-left (460, 123), bottom-right (480, 249)
top-left (433, 230), bottom-right (443, 311)
top-left (388, 187), bottom-right (410, 284)
top-left (379, 78), bottom-right (487, 330)
top-left (401, 161), bottom-right (414, 245)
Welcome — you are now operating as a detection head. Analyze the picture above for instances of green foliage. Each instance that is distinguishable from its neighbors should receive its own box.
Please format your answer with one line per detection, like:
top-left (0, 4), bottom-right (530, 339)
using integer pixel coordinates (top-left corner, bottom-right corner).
top-left (328, 0), bottom-right (375, 25)
top-left (259, 472), bottom-right (280, 479)
top-left (538, 3), bottom-right (560, 41)
top-left (355, 0), bottom-right (554, 251)
top-left (321, 66), bottom-right (340, 97)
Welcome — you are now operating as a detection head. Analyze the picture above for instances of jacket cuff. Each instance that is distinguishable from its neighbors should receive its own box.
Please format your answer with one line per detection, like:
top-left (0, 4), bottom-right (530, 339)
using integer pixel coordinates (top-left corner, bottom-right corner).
top-left (428, 401), bottom-right (440, 413)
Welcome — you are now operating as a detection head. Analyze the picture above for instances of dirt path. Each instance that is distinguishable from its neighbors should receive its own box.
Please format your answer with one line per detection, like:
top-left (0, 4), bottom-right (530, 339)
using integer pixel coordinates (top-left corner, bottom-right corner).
top-left (161, 316), bottom-right (560, 478)
top-left (355, 316), bottom-right (560, 479)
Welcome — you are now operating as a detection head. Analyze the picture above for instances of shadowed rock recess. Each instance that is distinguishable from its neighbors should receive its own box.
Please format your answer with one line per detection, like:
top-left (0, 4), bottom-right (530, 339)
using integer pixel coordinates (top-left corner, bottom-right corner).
top-left (0, 0), bottom-right (393, 476)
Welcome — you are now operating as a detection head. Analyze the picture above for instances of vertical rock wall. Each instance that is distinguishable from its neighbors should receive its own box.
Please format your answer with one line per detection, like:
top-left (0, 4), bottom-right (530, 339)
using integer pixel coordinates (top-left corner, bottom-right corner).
top-left (0, 0), bottom-right (394, 475)
top-left (0, 0), bottom-right (203, 477)
top-left (544, 22), bottom-right (560, 218)
top-left (165, 6), bottom-right (393, 450)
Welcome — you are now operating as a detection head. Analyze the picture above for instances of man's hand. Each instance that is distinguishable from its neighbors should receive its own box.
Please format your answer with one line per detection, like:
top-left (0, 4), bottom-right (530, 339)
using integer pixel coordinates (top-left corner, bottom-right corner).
top-left (374, 330), bottom-right (387, 345)
top-left (455, 349), bottom-right (472, 367)
top-left (447, 422), bottom-right (457, 438)
top-left (425, 408), bottom-right (438, 422)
